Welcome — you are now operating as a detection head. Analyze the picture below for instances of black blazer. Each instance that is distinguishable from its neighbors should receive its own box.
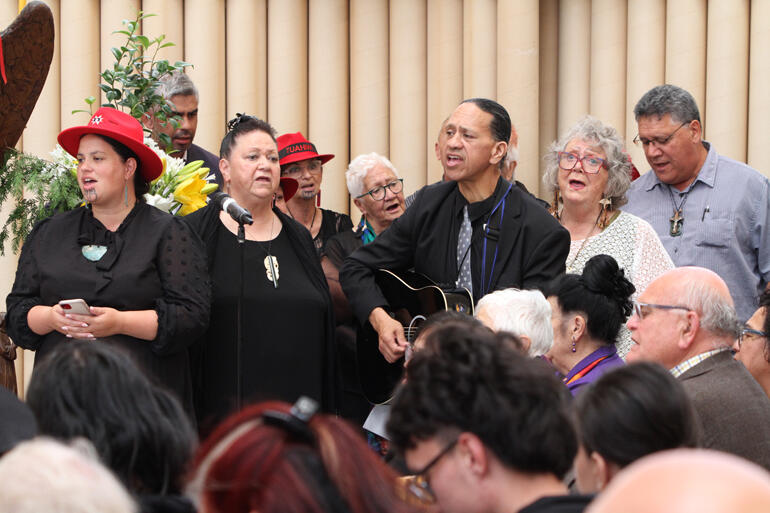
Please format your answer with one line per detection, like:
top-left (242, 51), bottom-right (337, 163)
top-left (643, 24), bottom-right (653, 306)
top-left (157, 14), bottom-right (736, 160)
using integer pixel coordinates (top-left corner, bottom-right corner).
top-left (186, 143), bottom-right (223, 186)
top-left (340, 177), bottom-right (570, 324)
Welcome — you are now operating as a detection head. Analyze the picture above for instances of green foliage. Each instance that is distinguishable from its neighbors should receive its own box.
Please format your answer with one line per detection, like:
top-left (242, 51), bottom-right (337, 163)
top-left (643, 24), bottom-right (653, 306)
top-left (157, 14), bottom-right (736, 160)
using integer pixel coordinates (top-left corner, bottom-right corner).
top-left (73, 11), bottom-right (191, 152)
top-left (0, 149), bottom-right (82, 255)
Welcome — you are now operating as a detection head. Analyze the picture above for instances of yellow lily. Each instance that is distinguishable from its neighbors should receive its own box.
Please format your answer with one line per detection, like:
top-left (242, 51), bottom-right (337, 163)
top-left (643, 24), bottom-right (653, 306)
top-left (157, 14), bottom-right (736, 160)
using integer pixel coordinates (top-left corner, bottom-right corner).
top-left (174, 174), bottom-right (208, 216)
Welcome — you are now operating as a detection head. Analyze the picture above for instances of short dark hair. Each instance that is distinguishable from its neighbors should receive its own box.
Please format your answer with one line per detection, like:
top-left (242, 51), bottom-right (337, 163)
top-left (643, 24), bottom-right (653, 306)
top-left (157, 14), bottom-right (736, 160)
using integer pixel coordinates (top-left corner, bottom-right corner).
top-left (220, 114), bottom-right (277, 159)
top-left (542, 254), bottom-right (635, 345)
top-left (575, 362), bottom-right (699, 468)
top-left (633, 84), bottom-right (701, 125)
top-left (758, 290), bottom-right (770, 363)
top-left (93, 134), bottom-right (150, 201)
top-left (387, 322), bottom-right (576, 479)
top-left (26, 341), bottom-right (196, 496)
top-left (460, 98), bottom-right (511, 143)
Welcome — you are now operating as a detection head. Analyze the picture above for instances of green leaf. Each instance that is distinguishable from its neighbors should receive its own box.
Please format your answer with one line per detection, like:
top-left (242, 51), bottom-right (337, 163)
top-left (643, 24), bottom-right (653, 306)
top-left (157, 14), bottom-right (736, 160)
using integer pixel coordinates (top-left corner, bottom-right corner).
top-left (85, 96), bottom-right (96, 105)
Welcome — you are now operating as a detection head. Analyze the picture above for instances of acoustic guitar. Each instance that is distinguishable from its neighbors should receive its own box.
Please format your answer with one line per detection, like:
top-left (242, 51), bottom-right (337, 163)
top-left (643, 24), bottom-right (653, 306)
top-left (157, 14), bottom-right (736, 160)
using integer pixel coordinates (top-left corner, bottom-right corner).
top-left (356, 269), bottom-right (474, 404)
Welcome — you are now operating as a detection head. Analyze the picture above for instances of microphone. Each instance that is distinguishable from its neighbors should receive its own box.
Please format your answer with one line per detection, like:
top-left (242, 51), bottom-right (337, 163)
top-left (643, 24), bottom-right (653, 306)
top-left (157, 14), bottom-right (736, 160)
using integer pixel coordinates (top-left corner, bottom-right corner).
top-left (210, 192), bottom-right (253, 225)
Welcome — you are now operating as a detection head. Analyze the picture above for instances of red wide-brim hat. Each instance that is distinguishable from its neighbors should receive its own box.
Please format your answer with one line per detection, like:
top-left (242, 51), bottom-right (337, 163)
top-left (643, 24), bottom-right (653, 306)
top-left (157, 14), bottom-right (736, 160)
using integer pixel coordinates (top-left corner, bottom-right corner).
top-left (280, 177), bottom-right (299, 201)
top-left (277, 132), bottom-right (334, 167)
top-left (58, 107), bottom-right (163, 182)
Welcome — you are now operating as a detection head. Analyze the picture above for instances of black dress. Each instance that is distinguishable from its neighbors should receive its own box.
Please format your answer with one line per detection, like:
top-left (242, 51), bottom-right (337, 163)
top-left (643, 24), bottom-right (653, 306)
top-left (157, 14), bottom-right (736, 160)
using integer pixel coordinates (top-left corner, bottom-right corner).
top-left (313, 209), bottom-right (353, 256)
top-left (184, 204), bottom-right (338, 433)
top-left (5, 203), bottom-right (211, 413)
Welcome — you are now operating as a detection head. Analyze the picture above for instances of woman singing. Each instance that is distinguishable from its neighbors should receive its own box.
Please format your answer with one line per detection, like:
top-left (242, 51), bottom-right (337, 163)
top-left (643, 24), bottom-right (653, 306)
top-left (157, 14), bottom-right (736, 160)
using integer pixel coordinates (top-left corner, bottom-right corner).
top-left (185, 115), bottom-right (336, 434)
top-left (5, 107), bottom-right (211, 413)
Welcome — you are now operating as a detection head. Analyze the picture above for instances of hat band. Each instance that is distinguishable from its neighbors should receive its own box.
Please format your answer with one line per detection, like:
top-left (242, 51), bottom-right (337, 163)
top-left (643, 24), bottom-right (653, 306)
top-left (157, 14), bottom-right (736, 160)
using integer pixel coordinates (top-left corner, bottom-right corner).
top-left (279, 142), bottom-right (318, 160)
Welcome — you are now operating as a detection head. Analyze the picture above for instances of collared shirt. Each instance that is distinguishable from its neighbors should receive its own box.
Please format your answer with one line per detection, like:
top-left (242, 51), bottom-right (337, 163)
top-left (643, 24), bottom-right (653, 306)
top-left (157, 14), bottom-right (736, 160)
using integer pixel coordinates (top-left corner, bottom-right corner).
top-left (670, 347), bottom-right (731, 378)
top-left (624, 142), bottom-right (770, 321)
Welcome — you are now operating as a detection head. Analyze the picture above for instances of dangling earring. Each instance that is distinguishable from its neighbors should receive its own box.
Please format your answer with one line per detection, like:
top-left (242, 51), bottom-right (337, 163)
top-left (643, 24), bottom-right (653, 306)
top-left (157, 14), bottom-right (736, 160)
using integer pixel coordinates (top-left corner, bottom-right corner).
top-left (124, 183), bottom-right (129, 207)
top-left (571, 335), bottom-right (577, 353)
top-left (272, 193), bottom-right (276, 208)
top-left (598, 196), bottom-right (612, 229)
top-left (316, 191), bottom-right (321, 207)
top-left (550, 189), bottom-right (561, 220)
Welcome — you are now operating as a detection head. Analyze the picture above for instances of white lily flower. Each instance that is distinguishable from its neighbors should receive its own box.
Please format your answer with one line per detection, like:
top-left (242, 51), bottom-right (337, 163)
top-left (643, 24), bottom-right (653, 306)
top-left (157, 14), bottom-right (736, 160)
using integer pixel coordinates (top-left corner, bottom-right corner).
top-left (144, 193), bottom-right (176, 213)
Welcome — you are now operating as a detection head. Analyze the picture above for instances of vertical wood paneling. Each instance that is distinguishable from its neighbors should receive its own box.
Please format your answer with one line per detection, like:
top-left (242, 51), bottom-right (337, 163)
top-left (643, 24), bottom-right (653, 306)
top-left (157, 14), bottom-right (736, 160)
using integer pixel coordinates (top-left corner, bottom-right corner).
top-left (309, 0), bottom-right (349, 213)
top-left (557, 0), bottom-right (590, 134)
top-left (538, 0), bottom-right (558, 192)
top-left (100, 0), bottom-right (141, 106)
top-left (748, 0), bottom-right (770, 176)
top-left (60, 0), bottom-right (100, 126)
top-left (590, 0), bottom-right (626, 137)
top-left (426, 0), bottom-right (462, 184)
top-left (665, 0), bottom-right (707, 119)
top-left (706, 0), bottom-right (750, 161)
top-left (497, 0), bottom-right (539, 193)
top-left (226, 0), bottom-right (267, 120)
top-left (141, 0), bottom-right (184, 63)
top-left (462, 0), bottom-right (496, 98)
top-left (389, 0), bottom-right (427, 197)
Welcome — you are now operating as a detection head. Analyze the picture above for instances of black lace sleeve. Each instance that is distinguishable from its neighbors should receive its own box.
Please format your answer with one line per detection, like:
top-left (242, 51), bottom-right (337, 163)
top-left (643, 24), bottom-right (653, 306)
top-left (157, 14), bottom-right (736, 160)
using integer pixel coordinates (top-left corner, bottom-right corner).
top-left (5, 222), bottom-right (46, 350)
top-left (151, 217), bottom-right (212, 356)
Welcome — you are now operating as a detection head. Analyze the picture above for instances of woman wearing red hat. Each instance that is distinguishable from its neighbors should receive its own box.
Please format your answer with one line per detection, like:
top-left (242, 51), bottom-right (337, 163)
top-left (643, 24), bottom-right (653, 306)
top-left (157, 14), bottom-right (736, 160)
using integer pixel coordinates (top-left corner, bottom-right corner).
top-left (184, 115), bottom-right (337, 434)
top-left (277, 132), bottom-right (352, 256)
top-left (5, 107), bottom-right (211, 414)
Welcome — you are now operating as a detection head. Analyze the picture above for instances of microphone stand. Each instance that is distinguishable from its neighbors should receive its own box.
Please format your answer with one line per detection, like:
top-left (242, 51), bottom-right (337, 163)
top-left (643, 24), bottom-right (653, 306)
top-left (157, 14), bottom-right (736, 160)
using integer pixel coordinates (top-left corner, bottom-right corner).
top-left (236, 221), bottom-right (246, 411)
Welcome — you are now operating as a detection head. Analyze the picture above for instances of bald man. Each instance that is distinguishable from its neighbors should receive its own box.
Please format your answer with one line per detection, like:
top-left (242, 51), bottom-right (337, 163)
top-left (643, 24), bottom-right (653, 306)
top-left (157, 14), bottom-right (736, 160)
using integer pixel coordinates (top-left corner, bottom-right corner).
top-left (626, 267), bottom-right (770, 470)
top-left (588, 449), bottom-right (770, 513)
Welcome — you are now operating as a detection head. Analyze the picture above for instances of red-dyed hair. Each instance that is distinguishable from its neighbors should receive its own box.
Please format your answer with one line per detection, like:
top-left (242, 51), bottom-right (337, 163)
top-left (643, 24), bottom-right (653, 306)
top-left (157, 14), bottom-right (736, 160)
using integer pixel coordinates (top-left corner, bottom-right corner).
top-left (188, 401), bottom-right (422, 513)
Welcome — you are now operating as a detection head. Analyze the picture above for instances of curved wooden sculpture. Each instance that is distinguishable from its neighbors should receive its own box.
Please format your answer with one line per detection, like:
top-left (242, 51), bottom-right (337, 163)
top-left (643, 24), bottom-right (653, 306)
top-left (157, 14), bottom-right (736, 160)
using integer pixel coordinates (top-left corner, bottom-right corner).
top-left (0, 1), bottom-right (54, 151)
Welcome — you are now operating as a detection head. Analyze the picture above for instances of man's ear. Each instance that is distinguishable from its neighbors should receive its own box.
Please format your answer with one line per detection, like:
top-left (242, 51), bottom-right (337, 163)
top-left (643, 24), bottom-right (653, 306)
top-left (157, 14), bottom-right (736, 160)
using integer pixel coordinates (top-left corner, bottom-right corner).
top-left (489, 140), bottom-right (507, 166)
top-left (590, 451), bottom-right (613, 491)
top-left (458, 432), bottom-right (490, 478)
top-left (678, 310), bottom-right (700, 349)
top-left (142, 112), bottom-right (155, 130)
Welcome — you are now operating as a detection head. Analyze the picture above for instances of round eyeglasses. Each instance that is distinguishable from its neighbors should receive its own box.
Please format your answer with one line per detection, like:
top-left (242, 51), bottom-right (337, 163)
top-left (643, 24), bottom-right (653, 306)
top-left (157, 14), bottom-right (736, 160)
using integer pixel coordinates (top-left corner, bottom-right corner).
top-left (356, 178), bottom-right (404, 200)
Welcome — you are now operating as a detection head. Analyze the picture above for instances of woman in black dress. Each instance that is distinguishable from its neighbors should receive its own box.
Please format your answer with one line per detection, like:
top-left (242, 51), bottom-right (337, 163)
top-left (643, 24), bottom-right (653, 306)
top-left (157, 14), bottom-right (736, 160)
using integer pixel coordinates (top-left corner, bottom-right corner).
top-left (5, 107), bottom-right (211, 413)
top-left (185, 115), bottom-right (337, 434)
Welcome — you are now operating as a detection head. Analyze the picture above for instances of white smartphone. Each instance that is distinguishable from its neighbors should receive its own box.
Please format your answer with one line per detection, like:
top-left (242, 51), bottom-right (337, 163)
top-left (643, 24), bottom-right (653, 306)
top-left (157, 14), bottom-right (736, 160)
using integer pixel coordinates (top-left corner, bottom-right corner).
top-left (58, 299), bottom-right (93, 316)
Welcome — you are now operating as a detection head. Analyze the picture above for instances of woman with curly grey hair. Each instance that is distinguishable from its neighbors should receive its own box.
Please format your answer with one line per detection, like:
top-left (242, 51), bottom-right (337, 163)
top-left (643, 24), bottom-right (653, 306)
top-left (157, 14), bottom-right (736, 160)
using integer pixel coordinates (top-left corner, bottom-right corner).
top-left (543, 116), bottom-right (672, 357)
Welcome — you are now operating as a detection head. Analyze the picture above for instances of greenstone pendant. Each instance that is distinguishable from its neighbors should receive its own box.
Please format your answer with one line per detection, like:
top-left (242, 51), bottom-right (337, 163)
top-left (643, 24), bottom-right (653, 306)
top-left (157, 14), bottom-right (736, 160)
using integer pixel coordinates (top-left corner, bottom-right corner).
top-left (81, 245), bottom-right (107, 262)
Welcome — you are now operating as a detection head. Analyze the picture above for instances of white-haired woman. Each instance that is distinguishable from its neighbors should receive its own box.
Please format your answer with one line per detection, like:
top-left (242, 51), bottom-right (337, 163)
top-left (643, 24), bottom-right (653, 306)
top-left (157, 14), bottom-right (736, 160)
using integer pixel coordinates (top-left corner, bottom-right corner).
top-left (321, 152), bottom-right (406, 424)
top-left (543, 115), bottom-right (672, 357)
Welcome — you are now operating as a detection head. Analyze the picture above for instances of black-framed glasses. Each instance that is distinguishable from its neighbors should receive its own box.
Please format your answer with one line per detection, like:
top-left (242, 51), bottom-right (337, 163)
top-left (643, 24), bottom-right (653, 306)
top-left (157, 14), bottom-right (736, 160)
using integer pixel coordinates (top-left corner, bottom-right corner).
top-left (557, 152), bottom-right (607, 174)
top-left (406, 438), bottom-right (458, 504)
top-left (632, 301), bottom-right (691, 320)
top-left (633, 122), bottom-right (688, 148)
top-left (738, 326), bottom-right (769, 349)
top-left (356, 178), bottom-right (404, 200)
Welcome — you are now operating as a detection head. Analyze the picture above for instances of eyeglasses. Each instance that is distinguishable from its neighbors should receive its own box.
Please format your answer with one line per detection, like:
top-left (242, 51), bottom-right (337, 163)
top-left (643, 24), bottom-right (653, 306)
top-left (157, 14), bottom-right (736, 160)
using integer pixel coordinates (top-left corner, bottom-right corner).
top-left (738, 326), bottom-right (769, 349)
top-left (633, 122), bottom-right (688, 148)
top-left (356, 178), bottom-right (404, 200)
top-left (632, 301), bottom-right (691, 320)
top-left (557, 152), bottom-right (607, 174)
top-left (406, 438), bottom-right (458, 504)
top-left (282, 159), bottom-right (322, 177)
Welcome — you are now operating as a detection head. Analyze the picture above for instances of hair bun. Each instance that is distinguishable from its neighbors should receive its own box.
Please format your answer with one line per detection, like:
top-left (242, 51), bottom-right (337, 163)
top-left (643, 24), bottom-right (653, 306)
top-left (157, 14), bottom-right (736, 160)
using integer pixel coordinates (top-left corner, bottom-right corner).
top-left (582, 254), bottom-right (635, 317)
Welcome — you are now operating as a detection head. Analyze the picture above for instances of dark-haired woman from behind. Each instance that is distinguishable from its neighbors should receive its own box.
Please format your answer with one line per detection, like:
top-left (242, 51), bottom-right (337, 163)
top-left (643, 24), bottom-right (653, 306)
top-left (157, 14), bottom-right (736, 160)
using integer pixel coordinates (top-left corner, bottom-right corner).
top-left (573, 362), bottom-right (699, 493)
top-left (543, 254), bottom-right (635, 395)
top-left (26, 341), bottom-right (197, 513)
top-left (186, 399), bottom-right (422, 513)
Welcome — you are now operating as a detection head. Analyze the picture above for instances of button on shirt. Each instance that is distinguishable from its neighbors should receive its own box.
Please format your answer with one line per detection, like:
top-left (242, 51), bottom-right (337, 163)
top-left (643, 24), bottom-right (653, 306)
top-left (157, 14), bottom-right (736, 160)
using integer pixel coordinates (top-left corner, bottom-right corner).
top-left (624, 142), bottom-right (770, 321)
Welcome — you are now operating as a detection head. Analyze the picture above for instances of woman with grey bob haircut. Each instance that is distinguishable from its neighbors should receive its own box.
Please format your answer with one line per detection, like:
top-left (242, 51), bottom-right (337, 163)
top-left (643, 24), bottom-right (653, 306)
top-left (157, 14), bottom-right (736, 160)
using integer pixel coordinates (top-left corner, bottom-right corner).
top-left (542, 115), bottom-right (673, 357)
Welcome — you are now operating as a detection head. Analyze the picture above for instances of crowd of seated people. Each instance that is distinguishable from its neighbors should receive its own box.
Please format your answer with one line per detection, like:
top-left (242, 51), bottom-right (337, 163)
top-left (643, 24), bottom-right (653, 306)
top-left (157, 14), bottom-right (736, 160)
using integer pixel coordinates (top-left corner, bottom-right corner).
top-left (4, 79), bottom-right (770, 513)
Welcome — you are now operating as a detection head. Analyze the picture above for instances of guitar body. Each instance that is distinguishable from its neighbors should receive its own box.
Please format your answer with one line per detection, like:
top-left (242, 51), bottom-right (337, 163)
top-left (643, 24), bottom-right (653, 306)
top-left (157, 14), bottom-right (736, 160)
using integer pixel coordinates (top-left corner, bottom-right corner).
top-left (356, 269), bottom-right (474, 404)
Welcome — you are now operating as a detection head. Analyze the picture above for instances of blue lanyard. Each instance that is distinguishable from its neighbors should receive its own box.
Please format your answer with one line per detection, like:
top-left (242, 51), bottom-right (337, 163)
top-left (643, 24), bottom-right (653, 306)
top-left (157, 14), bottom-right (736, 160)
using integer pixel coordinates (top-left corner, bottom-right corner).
top-left (480, 182), bottom-right (513, 296)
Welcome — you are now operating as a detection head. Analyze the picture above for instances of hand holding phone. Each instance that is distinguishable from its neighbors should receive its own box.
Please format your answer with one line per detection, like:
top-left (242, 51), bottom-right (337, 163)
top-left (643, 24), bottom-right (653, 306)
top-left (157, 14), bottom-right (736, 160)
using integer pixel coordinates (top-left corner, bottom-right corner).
top-left (58, 299), bottom-right (93, 316)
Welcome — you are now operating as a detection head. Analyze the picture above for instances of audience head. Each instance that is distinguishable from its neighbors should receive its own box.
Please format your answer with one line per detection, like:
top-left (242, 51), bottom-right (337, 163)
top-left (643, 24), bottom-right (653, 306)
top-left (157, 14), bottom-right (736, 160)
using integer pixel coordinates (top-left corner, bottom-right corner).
top-left (187, 398), bottom-right (418, 513)
top-left (543, 115), bottom-right (632, 210)
top-left (346, 152), bottom-right (405, 234)
top-left (573, 362), bottom-right (699, 493)
top-left (475, 288), bottom-right (553, 357)
top-left (0, 437), bottom-right (137, 513)
top-left (626, 267), bottom-right (741, 369)
top-left (733, 290), bottom-right (770, 390)
top-left (587, 449), bottom-right (770, 513)
top-left (543, 255), bottom-right (634, 370)
top-left (149, 71), bottom-right (201, 154)
top-left (0, 385), bottom-right (37, 456)
top-left (26, 341), bottom-right (196, 498)
top-left (632, 84), bottom-right (705, 189)
top-left (387, 322), bottom-right (575, 513)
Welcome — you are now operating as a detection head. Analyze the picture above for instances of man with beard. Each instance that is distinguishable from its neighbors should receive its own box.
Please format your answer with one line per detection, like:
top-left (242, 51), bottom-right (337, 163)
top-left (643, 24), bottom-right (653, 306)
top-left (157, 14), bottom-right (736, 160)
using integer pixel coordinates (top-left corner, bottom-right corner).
top-left (278, 132), bottom-right (353, 256)
top-left (143, 71), bottom-right (222, 185)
